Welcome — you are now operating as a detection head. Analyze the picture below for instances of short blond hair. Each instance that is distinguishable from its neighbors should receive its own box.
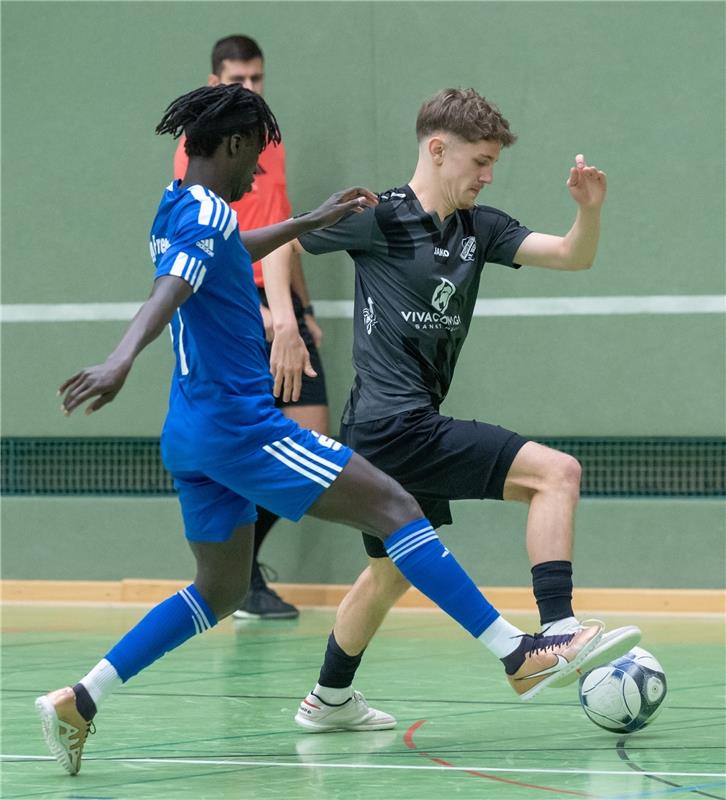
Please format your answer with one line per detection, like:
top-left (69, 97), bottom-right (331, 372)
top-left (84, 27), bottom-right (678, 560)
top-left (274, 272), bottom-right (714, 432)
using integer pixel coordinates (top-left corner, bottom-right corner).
top-left (416, 88), bottom-right (517, 146)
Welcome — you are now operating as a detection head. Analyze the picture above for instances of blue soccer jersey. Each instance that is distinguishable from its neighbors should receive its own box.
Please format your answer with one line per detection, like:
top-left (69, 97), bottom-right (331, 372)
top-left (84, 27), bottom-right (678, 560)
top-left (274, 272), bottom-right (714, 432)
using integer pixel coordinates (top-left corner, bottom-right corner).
top-left (150, 181), bottom-right (294, 470)
top-left (148, 180), bottom-right (352, 541)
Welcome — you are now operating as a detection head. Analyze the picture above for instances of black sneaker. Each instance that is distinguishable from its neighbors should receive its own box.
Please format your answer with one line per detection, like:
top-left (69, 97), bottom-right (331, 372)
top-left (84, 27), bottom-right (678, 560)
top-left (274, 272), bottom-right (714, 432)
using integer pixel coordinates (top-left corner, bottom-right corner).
top-left (233, 562), bottom-right (299, 620)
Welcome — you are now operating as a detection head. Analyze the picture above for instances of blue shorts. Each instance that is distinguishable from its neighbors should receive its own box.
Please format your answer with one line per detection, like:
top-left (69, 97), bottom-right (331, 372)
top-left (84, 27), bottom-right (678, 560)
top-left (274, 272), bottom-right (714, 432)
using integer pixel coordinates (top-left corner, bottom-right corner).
top-left (172, 426), bottom-right (353, 542)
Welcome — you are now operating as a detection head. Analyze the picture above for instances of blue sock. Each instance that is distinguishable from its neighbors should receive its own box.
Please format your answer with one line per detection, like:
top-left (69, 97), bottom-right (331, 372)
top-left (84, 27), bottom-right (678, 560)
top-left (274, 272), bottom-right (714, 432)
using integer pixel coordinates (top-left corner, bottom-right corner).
top-left (384, 518), bottom-right (499, 637)
top-left (105, 584), bottom-right (217, 682)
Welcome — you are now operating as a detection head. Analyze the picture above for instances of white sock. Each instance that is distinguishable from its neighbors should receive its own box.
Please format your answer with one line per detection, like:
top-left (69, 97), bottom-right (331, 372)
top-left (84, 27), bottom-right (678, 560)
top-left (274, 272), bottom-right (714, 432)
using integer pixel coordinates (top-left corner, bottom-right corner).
top-left (80, 658), bottom-right (122, 707)
top-left (478, 616), bottom-right (525, 659)
top-left (541, 616), bottom-right (579, 634)
top-left (312, 683), bottom-right (352, 705)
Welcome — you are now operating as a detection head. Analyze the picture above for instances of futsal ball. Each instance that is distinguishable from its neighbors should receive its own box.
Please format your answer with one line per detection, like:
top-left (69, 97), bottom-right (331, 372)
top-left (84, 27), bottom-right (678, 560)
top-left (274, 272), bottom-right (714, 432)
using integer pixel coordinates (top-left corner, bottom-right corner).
top-left (578, 647), bottom-right (667, 733)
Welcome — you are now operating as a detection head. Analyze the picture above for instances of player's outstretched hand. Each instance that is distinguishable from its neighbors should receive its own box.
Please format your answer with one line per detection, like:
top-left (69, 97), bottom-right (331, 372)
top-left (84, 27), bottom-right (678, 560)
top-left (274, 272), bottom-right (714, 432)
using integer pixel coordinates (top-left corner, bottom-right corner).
top-left (269, 326), bottom-right (317, 403)
top-left (307, 187), bottom-right (378, 229)
top-left (567, 154), bottom-right (607, 210)
top-left (58, 360), bottom-right (130, 416)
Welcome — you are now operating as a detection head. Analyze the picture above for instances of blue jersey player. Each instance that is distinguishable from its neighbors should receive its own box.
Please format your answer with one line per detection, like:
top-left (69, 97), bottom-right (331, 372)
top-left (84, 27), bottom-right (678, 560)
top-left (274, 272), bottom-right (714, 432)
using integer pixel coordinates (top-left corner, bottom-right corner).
top-left (36, 84), bottom-right (603, 776)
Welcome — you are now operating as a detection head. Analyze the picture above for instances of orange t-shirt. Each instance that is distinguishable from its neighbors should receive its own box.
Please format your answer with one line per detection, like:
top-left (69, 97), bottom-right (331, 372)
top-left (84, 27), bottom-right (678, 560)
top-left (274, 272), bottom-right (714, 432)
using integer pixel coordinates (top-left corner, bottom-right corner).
top-left (173, 137), bottom-right (292, 287)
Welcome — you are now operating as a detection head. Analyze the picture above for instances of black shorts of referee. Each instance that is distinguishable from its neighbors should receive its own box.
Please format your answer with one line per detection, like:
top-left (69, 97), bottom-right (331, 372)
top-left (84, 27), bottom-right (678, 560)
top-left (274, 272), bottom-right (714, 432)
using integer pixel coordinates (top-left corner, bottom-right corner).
top-left (339, 407), bottom-right (529, 558)
top-left (258, 288), bottom-right (328, 408)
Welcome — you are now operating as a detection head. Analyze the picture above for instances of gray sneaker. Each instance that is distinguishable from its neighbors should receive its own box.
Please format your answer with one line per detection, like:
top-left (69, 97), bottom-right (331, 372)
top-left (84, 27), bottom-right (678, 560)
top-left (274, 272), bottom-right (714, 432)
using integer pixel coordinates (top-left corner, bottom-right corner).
top-left (294, 690), bottom-right (397, 732)
top-left (233, 585), bottom-right (299, 620)
top-left (233, 562), bottom-right (299, 620)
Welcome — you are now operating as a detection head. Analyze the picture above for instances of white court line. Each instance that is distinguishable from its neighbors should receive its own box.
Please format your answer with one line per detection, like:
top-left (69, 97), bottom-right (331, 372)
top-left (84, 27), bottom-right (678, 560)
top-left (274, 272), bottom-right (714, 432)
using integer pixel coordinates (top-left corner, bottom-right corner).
top-left (1, 295), bottom-right (724, 322)
top-left (2, 754), bottom-right (724, 778)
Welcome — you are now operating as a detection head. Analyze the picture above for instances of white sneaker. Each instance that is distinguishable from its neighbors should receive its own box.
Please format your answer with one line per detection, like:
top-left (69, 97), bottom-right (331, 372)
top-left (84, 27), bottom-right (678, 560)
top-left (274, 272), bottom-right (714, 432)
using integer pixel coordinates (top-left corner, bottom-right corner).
top-left (294, 690), bottom-right (397, 733)
top-left (542, 618), bottom-right (642, 687)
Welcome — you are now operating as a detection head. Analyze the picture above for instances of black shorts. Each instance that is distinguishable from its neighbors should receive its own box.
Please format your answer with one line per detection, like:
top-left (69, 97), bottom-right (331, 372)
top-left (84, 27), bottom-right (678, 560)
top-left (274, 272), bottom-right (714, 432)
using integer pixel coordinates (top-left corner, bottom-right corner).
top-left (339, 407), bottom-right (528, 558)
top-left (259, 288), bottom-right (328, 408)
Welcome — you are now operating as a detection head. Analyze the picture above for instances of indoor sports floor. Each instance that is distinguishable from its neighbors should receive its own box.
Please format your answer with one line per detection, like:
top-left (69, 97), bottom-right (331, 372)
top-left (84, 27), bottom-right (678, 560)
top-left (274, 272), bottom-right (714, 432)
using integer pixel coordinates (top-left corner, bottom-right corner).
top-left (1, 605), bottom-right (724, 800)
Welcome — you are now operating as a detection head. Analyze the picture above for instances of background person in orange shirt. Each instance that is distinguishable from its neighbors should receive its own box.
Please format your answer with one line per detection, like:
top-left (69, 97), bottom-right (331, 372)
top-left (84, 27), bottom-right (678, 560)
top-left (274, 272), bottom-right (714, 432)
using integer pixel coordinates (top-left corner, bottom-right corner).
top-left (174, 34), bottom-right (329, 620)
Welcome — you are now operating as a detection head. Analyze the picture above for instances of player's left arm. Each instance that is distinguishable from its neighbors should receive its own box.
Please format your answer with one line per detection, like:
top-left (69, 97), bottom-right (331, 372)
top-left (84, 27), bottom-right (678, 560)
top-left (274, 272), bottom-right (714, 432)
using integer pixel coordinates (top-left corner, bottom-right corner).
top-left (240, 187), bottom-right (377, 262)
top-left (514, 154), bottom-right (607, 271)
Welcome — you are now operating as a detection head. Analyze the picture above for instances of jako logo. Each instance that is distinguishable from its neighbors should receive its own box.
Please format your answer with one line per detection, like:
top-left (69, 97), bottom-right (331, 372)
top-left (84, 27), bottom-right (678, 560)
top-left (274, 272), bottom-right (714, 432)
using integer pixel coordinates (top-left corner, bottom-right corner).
top-left (363, 296), bottom-right (378, 335)
top-left (431, 277), bottom-right (456, 313)
top-left (461, 236), bottom-right (476, 262)
top-left (434, 246), bottom-right (449, 258)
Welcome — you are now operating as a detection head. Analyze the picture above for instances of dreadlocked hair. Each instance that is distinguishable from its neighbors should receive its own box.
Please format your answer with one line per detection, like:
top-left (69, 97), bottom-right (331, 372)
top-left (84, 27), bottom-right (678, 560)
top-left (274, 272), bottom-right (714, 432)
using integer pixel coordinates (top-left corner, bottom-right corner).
top-left (155, 84), bottom-right (281, 158)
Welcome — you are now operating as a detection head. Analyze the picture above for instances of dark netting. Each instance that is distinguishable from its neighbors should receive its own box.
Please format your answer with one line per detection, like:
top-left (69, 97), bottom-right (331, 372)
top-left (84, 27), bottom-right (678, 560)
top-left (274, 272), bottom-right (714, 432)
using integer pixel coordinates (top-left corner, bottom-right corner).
top-left (0, 437), bottom-right (724, 497)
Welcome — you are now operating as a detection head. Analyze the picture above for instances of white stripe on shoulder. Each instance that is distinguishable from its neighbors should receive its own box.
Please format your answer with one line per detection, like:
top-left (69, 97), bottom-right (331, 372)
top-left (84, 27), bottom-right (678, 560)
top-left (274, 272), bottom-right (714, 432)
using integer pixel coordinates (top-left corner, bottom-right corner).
top-left (223, 210), bottom-right (238, 239)
top-left (218, 202), bottom-right (231, 233)
top-left (189, 185), bottom-right (214, 226)
top-left (210, 193), bottom-right (223, 228)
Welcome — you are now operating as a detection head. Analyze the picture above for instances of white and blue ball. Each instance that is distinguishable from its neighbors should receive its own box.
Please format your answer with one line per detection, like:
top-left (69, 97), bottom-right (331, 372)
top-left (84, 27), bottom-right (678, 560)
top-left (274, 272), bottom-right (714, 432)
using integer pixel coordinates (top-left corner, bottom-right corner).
top-left (578, 647), bottom-right (667, 733)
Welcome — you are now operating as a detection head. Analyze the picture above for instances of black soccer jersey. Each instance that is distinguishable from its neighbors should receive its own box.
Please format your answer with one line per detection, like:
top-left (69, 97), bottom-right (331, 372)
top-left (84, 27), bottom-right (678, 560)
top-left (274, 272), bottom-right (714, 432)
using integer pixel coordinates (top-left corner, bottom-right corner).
top-left (299, 185), bottom-right (531, 423)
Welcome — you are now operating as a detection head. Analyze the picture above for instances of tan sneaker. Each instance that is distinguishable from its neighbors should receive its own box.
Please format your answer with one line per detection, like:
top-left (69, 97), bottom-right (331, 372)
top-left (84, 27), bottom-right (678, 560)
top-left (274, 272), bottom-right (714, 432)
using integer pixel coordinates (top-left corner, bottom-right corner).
top-left (543, 621), bottom-right (642, 688)
top-left (506, 621), bottom-right (603, 701)
top-left (35, 687), bottom-right (95, 775)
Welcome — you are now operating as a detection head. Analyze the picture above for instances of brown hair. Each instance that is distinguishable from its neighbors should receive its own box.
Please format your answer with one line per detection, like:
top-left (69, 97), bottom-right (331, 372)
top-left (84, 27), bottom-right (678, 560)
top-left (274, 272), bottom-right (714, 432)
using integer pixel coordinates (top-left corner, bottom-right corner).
top-left (211, 35), bottom-right (264, 76)
top-left (416, 88), bottom-right (517, 146)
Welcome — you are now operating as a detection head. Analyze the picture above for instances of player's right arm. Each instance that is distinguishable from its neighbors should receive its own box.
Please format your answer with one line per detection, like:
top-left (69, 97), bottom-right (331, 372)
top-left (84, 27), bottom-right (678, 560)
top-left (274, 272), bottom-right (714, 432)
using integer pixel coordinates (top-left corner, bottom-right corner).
top-left (59, 276), bottom-right (192, 416)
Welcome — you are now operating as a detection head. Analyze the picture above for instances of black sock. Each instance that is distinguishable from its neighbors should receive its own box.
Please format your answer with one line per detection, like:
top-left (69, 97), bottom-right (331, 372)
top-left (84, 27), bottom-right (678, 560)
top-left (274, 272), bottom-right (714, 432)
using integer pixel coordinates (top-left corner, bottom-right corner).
top-left (531, 560), bottom-right (574, 625)
top-left (249, 508), bottom-right (280, 589)
top-left (318, 631), bottom-right (364, 689)
top-left (72, 683), bottom-right (97, 722)
top-left (254, 507), bottom-right (279, 559)
top-left (501, 635), bottom-right (535, 675)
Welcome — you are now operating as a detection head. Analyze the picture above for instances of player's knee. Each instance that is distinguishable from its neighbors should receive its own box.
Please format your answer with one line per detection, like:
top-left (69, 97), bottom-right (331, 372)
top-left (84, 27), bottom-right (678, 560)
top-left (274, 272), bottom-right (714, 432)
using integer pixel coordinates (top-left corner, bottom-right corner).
top-left (547, 452), bottom-right (582, 496)
top-left (369, 557), bottom-right (411, 598)
top-left (196, 572), bottom-right (249, 619)
top-left (379, 478), bottom-right (423, 533)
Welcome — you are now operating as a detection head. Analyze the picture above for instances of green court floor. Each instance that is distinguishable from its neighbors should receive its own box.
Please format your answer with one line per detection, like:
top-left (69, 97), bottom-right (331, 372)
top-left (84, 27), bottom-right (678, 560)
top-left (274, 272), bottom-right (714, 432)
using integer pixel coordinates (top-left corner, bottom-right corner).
top-left (1, 605), bottom-right (724, 800)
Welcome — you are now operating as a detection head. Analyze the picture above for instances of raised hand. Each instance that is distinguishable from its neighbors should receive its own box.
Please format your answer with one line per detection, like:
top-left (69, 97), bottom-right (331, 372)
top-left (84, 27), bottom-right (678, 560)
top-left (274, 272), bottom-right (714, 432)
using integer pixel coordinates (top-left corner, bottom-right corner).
top-left (307, 187), bottom-right (378, 229)
top-left (567, 154), bottom-right (607, 210)
top-left (58, 359), bottom-right (131, 416)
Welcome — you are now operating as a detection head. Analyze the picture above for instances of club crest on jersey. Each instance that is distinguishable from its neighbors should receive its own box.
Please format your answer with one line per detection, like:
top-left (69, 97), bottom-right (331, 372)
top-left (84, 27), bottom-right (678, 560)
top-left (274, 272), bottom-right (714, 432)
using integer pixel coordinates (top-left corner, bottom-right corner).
top-left (363, 296), bottom-right (378, 335)
top-left (431, 277), bottom-right (456, 314)
top-left (460, 236), bottom-right (477, 262)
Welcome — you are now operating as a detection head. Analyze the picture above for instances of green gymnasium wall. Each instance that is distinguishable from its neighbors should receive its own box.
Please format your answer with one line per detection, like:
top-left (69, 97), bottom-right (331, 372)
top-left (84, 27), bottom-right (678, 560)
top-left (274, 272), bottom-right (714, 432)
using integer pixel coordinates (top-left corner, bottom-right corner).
top-left (1, 2), bottom-right (724, 587)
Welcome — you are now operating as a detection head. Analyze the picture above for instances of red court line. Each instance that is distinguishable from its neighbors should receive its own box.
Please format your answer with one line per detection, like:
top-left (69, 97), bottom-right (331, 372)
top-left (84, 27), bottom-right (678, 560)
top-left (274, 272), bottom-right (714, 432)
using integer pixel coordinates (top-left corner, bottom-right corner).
top-left (404, 719), bottom-right (595, 797)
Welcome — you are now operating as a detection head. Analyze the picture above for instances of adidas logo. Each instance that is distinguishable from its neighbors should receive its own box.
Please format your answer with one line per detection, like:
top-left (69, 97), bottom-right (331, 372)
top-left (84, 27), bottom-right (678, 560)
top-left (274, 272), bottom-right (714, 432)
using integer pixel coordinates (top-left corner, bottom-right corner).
top-left (195, 238), bottom-right (215, 257)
